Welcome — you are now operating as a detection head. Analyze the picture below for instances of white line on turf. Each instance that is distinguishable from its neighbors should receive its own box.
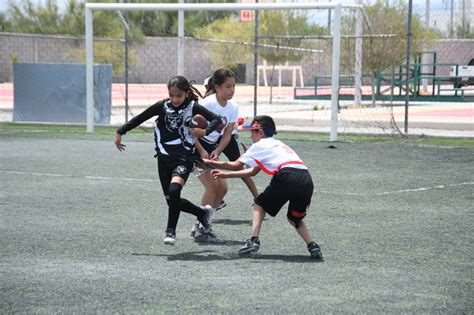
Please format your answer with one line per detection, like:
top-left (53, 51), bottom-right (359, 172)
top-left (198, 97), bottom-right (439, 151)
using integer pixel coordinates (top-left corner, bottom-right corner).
top-left (84, 175), bottom-right (158, 182)
top-left (2, 170), bottom-right (70, 177)
top-left (2, 170), bottom-right (472, 196)
top-left (319, 182), bottom-right (474, 196)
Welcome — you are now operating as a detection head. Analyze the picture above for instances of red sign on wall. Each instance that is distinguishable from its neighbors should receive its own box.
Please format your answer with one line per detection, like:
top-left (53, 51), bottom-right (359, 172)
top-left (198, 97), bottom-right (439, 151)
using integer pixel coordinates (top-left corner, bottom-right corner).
top-left (240, 10), bottom-right (253, 22)
top-left (240, 0), bottom-right (254, 22)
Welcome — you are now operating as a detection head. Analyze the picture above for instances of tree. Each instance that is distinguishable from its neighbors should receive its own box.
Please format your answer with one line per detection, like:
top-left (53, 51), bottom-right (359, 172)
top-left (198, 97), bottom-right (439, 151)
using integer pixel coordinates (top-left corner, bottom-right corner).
top-left (193, 16), bottom-right (254, 70)
top-left (0, 12), bottom-right (13, 31)
top-left (194, 10), bottom-right (325, 102)
top-left (2, 0), bottom-right (235, 76)
top-left (259, 11), bottom-right (324, 102)
top-left (4, 0), bottom-right (126, 37)
top-left (6, 0), bottom-right (63, 35)
top-left (340, 0), bottom-right (437, 106)
top-left (456, 21), bottom-right (473, 39)
top-left (4, 0), bottom-right (139, 76)
top-left (124, 0), bottom-right (235, 37)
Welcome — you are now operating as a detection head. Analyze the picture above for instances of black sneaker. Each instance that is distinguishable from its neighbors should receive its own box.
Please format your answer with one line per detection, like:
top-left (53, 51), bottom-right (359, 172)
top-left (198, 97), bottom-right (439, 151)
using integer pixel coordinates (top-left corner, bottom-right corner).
top-left (164, 228), bottom-right (176, 246)
top-left (238, 238), bottom-right (260, 256)
top-left (308, 242), bottom-right (322, 260)
top-left (190, 221), bottom-right (200, 238)
top-left (193, 227), bottom-right (224, 244)
top-left (215, 200), bottom-right (227, 212)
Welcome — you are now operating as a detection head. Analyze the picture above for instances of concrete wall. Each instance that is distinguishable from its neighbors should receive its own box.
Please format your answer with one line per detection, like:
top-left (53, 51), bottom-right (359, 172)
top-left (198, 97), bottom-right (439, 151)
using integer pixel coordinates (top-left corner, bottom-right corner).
top-left (1, 32), bottom-right (473, 85)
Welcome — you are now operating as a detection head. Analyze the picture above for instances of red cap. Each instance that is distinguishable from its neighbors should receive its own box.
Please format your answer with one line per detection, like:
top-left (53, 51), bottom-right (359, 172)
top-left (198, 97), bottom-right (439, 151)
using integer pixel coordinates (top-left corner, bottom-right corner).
top-left (241, 122), bottom-right (260, 131)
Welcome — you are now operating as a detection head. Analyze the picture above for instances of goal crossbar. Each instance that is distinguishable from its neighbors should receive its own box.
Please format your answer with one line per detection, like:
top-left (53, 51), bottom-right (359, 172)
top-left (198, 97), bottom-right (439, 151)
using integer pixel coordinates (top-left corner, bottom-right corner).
top-left (86, 2), bottom-right (342, 11)
top-left (85, 2), bottom-right (362, 141)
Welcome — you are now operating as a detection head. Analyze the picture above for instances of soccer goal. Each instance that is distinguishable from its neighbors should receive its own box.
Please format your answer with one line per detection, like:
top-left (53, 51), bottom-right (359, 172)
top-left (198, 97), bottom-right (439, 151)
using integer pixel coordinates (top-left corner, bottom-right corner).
top-left (85, 2), bottom-right (367, 141)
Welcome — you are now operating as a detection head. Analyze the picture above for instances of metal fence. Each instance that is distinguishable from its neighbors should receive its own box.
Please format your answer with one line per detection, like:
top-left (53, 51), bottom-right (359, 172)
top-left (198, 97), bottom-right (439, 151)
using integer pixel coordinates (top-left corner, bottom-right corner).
top-left (0, 1), bottom-right (473, 137)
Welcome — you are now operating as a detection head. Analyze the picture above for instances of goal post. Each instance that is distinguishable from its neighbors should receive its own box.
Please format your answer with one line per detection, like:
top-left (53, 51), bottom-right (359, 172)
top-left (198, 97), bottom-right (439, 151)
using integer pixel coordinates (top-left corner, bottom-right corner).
top-left (85, 2), bottom-right (363, 141)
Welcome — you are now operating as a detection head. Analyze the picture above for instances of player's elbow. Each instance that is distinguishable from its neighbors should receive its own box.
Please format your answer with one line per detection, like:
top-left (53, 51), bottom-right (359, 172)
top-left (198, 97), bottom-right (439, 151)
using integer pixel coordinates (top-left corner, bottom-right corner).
top-left (249, 167), bottom-right (260, 176)
top-left (228, 161), bottom-right (244, 171)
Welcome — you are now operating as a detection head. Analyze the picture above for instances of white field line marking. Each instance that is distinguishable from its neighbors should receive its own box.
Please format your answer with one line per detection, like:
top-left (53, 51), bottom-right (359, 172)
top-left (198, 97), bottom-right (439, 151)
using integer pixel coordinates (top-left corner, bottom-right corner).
top-left (319, 182), bottom-right (474, 196)
top-left (2, 170), bottom-right (473, 196)
top-left (84, 176), bottom-right (158, 182)
top-left (2, 170), bottom-right (71, 177)
top-left (1, 170), bottom-right (159, 182)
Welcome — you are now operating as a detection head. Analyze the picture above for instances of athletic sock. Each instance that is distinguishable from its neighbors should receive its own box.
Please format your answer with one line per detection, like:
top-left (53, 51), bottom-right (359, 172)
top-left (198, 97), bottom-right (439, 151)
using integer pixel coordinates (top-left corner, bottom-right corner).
top-left (179, 198), bottom-right (205, 216)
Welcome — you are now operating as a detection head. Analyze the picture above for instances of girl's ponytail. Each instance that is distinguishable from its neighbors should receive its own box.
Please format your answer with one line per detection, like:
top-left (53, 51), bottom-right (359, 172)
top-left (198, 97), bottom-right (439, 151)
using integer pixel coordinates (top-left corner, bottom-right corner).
top-left (204, 77), bottom-right (216, 97)
top-left (188, 82), bottom-right (204, 101)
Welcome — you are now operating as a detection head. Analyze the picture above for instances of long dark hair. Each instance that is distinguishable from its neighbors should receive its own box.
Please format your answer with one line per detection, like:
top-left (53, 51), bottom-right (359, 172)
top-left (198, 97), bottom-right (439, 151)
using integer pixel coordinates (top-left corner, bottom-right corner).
top-left (204, 68), bottom-right (236, 97)
top-left (167, 75), bottom-right (203, 101)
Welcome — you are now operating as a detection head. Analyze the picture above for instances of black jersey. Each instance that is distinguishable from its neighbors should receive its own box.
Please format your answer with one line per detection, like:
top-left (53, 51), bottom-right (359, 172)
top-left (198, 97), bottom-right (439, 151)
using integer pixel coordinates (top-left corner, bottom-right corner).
top-left (117, 98), bottom-right (221, 159)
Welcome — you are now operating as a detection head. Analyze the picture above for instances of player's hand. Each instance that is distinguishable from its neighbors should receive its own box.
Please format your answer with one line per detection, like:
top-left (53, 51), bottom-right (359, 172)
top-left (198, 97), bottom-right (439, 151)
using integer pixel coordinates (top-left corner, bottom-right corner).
top-left (210, 149), bottom-right (220, 160)
top-left (190, 128), bottom-right (206, 138)
top-left (114, 133), bottom-right (126, 151)
top-left (201, 158), bottom-right (216, 169)
top-left (200, 151), bottom-right (210, 159)
top-left (211, 169), bottom-right (225, 180)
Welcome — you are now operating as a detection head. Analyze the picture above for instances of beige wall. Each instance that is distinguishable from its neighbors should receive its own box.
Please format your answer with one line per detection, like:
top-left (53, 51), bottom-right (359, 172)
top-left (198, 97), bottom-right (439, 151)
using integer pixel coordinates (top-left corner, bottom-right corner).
top-left (1, 32), bottom-right (473, 85)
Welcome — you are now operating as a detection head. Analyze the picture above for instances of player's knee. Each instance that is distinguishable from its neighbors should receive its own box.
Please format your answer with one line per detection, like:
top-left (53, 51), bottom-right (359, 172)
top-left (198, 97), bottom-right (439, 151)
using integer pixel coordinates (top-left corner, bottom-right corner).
top-left (219, 182), bottom-right (228, 195)
top-left (287, 210), bottom-right (306, 229)
top-left (168, 183), bottom-right (183, 206)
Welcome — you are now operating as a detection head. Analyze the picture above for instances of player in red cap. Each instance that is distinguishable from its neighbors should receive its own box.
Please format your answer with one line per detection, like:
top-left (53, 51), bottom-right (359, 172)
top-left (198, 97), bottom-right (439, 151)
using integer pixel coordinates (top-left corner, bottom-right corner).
top-left (204, 115), bottom-right (322, 260)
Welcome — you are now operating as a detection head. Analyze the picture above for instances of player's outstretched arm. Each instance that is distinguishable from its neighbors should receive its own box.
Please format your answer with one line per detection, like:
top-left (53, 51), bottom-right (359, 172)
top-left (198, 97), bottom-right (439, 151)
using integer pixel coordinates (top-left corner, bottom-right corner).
top-left (204, 159), bottom-right (243, 171)
top-left (211, 167), bottom-right (260, 179)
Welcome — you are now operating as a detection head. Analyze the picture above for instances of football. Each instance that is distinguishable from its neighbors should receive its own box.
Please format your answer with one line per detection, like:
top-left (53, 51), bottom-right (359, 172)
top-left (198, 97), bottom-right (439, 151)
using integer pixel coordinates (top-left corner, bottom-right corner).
top-left (190, 114), bottom-right (208, 129)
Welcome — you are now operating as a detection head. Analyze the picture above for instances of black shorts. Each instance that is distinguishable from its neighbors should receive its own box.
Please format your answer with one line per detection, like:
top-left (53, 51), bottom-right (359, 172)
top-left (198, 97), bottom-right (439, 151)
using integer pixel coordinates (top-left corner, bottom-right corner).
top-left (255, 168), bottom-right (314, 217)
top-left (200, 134), bottom-right (241, 161)
top-left (157, 157), bottom-right (194, 195)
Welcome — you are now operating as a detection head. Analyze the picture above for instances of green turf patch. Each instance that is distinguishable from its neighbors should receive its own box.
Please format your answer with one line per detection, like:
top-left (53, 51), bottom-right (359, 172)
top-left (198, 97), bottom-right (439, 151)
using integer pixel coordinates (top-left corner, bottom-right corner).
top-left (1, 122), bottom-right (473, 147)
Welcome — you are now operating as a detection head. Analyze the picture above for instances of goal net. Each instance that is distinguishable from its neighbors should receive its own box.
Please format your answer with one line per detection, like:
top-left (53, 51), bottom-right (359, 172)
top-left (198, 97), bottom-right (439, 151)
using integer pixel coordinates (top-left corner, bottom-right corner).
top-left (85, 2), bottom-right (400, 139)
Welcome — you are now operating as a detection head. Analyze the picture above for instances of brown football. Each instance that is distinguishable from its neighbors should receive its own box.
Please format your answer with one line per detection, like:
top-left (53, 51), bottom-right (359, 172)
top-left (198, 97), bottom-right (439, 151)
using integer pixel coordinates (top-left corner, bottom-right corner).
top-left (189, 114), bottom-right (208, 129)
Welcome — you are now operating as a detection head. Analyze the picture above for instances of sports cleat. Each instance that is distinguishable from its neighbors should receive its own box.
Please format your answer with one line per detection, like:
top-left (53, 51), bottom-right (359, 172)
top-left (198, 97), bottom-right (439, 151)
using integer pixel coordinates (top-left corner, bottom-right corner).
top-left (307, 242), bottom-right (323, 260)
top-left (193, 227), bottom-right (225, 244)
top-left (189, 221), bottom-right (200, 238)
top-left (238, 238), bottom-right (260, 256)
top-left (199, 204), bottom-right (216, 227)
top-left (215, 200), bottom-right (227, 212)
top-left (163, 228), bottom-right (176, 246)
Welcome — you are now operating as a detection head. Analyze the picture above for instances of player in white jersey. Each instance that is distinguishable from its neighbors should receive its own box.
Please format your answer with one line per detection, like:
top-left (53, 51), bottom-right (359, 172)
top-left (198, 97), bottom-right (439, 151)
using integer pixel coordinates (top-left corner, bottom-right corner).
top-left (191, 69), bottom-right (259, 239)
top-left (204, 115), bottom-right (322, 260)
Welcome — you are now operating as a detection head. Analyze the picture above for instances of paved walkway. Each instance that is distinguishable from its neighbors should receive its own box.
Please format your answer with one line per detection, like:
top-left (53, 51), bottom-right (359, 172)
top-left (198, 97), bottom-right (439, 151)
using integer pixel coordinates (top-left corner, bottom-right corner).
top-left (1, 83), bottom-right (473, 137)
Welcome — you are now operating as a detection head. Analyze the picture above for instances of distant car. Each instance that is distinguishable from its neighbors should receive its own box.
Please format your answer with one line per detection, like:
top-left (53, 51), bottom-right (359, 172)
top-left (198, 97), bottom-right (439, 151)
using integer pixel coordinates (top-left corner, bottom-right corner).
top-left (450, 59), bottom-right (474, 88)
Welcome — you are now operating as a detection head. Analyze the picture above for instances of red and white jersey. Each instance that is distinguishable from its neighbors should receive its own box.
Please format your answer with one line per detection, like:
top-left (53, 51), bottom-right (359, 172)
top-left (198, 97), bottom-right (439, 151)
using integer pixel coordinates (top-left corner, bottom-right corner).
top-left (238, 137), bottom-right (307, 175)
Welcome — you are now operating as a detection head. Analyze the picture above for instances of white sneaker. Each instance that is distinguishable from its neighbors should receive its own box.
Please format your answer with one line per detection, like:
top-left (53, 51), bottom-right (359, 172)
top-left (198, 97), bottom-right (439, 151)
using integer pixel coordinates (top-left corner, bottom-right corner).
top-left (163, 228), bottom-right (176, 246)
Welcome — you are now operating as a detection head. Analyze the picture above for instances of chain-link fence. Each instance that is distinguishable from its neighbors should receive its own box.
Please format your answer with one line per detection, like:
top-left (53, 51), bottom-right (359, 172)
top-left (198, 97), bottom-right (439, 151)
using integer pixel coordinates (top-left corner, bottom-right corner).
top-left (1, 1), bottom-right (472, 137)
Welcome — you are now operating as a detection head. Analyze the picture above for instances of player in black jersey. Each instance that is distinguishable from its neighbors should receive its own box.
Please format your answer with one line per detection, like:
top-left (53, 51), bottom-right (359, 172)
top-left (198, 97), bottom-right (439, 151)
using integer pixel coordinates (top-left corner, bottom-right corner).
top-left (114, 76), bottom-right (223, 246)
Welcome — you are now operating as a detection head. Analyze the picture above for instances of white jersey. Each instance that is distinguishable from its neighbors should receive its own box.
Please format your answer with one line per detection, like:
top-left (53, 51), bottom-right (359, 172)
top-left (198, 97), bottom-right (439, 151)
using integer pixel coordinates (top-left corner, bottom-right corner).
top-left (238, 137), bottom-right (307, 175)
top-left (200, 94), bottom-right (239, 144)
